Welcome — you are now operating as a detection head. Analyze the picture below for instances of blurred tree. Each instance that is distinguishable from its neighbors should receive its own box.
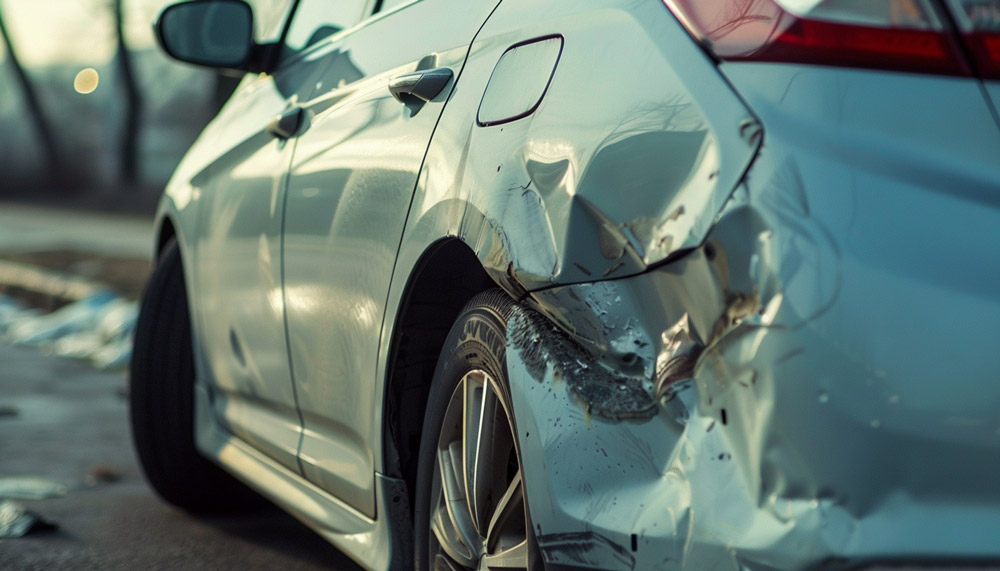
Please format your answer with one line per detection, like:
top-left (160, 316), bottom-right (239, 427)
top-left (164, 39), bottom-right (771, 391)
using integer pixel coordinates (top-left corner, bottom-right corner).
top-left (0, 4), bottom-right (61, 177)
top-left (114, 0), bottom-right (142, 186)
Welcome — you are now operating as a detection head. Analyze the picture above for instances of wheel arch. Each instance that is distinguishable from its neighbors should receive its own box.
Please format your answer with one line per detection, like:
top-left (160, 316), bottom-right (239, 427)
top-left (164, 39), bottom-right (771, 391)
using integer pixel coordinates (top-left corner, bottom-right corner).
top-left (382, 238), bottom-right (497, 511)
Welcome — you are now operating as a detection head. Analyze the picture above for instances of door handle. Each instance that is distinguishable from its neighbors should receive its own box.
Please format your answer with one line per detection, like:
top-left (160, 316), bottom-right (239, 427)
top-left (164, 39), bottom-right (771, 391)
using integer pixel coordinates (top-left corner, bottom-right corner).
top-left (266, 106), bottom-right (305, 140)
top-left (388, 67), bottom-right (453, 105)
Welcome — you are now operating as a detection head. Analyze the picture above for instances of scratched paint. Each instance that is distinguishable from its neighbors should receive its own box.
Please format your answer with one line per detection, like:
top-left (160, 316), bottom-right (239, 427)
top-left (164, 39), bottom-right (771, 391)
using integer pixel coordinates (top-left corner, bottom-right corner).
top-left (505, 139), bottom-right (1000, 569)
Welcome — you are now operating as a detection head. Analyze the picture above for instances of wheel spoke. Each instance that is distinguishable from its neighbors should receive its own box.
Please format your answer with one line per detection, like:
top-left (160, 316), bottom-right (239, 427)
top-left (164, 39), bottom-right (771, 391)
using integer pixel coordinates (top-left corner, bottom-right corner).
top-left (431, 441), bottom-right (478, 568)
top-left (486, 470), bottom-right (524, 553)
top-left (462, 371), bottom-right (497, 533)
top-left (434, 554), bottom-right (466, 571)
top-left (431, 368), bottom-right (529, 570)
top-left (482, 539), bottom-right (528, 570)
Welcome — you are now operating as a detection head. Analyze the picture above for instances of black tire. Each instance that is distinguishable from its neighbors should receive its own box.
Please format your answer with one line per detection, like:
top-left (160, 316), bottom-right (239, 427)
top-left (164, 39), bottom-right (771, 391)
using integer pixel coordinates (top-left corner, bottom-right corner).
top-left (129, 241), bottom-right (259, 513)
top-left (413, 290), bottom-right (541, 570)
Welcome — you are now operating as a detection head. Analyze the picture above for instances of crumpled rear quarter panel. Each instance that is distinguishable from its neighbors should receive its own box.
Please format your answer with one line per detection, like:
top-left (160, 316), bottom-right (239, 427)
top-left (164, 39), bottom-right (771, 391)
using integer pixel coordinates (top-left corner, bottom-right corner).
top-left (408, 0), bottom-right (759, 293)
top-left (499, 63), bottom-right (1000, 570)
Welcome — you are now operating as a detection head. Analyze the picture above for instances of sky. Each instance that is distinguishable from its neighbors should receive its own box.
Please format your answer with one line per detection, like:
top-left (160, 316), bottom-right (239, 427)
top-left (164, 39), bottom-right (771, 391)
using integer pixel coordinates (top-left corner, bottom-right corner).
top-left (0, 0), bottom-right (165, 67)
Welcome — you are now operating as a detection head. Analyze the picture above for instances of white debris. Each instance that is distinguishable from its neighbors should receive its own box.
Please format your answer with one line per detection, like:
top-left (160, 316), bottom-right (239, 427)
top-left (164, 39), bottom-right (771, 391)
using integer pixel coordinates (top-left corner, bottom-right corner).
top-left (0, 477), bottom-right (67, 501)
top-left (0, 500), bottom-right (56, 538)
top-left (1, 293), bottom-right (137, 370)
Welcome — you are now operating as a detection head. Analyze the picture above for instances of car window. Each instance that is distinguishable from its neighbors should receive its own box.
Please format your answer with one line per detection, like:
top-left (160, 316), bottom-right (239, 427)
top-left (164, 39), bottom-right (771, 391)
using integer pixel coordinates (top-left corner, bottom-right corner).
top-left (246, 0), bottom-right (296, 42)
top-left (281, 0), bottom-right (373, 62)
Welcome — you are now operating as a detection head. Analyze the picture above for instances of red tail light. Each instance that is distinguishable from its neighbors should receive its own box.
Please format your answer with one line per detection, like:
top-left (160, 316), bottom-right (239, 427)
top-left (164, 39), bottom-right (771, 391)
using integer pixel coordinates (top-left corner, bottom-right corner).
top-left (663, 0), bottom-right (995, 77)
top-left (963, 31), bottom-right (1000, 77)
top-left (946, 0), bottom-right (1000, 78)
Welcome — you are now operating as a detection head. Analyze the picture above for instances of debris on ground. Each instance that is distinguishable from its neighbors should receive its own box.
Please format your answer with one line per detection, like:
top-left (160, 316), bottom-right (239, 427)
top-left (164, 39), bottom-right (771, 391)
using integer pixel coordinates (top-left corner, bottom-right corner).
top-left (0, 293), bottom-right (137, 370)
top-left (0, 477), bottom-right (68, 501)
top-left (0, 295), bottom-right (39, 333)
top-left (0, 500), bottom-right (58, 538)
top-left (6, 292), bottom-right (116, 344)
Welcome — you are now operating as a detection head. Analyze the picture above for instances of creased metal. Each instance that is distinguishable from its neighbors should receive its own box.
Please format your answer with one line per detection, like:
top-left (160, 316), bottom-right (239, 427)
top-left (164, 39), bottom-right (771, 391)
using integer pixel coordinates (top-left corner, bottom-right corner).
top-left (505, 143), bottom-right (1000, 569)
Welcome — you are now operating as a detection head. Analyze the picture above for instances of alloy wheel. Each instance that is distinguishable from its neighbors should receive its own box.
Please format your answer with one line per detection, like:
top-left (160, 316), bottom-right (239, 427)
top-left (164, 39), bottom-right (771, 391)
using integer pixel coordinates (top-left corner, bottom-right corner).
top-left (428, 369), bottom-right (528, 570)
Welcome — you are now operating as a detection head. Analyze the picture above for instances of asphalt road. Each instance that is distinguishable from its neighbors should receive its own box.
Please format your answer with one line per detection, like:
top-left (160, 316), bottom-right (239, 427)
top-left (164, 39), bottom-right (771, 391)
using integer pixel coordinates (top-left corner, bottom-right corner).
top-left (0, 343), bottom-right (363, 570)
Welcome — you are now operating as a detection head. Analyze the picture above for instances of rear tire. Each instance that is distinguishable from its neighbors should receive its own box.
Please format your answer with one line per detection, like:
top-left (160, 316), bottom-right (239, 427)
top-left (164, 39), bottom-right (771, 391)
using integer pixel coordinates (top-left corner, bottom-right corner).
top-left (413, 290), bottom-right (540, 570)
top-left (129, 241), bottom-right (259, 513)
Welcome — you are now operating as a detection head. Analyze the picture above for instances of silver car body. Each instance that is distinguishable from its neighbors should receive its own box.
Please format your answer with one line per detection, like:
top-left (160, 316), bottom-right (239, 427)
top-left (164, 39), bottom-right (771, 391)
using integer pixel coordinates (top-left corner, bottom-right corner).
top-left (153, 0), bottom-right (1000, 569)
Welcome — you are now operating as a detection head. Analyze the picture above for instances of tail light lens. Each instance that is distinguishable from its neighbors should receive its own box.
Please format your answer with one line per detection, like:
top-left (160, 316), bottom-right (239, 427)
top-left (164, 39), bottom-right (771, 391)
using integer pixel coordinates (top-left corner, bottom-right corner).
top-left (664, 0), bottom-right (1000, 78)
top-left (945, 0), bottom-right (1000, 77)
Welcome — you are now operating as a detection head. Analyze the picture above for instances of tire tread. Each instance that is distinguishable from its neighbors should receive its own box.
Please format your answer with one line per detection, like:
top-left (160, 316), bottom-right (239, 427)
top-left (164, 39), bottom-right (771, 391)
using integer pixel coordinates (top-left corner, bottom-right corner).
top-left (129, 242), bottom-right (260, 513)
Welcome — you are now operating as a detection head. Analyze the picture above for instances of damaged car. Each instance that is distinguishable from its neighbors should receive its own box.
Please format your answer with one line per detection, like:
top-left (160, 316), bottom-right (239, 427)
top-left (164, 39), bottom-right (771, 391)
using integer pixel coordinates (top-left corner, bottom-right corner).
top-left (129, 0), bottom-right (1000, 569)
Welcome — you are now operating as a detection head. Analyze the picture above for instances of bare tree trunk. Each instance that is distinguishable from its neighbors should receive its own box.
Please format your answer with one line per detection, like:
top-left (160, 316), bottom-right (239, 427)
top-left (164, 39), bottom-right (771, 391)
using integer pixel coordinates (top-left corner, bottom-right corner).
top-left (0, 5), bottom-right (61, 176)
top-left (114, 0), bottom-right (143, 186)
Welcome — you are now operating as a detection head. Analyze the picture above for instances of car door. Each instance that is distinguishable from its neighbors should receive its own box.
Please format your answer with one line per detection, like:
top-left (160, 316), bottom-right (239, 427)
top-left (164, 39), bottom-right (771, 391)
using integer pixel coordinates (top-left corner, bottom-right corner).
top-left (280, 0), bottom-right (501, 517)
top-left (191, 0), bottom-right (371, 475)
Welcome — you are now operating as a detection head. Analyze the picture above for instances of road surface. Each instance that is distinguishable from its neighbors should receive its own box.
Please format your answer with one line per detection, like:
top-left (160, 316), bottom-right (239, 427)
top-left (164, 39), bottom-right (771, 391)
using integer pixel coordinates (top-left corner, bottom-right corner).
top-left (0, 342), bottom-right (362, 570)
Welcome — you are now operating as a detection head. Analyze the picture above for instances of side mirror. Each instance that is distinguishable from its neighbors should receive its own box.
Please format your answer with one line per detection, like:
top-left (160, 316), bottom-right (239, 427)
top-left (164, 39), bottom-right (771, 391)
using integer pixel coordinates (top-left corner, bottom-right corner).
top-left (155, 0), bottom-right (255, 70)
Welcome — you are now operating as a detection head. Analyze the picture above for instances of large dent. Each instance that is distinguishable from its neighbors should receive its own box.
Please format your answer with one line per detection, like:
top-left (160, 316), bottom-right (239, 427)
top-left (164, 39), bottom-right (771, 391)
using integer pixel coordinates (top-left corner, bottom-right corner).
top-left (507, 150), bottom-right (1000, 569)
top-left (432, 0), bottom-right (762, 291)
top-left (471, 78), bottom-right (759, 291)
top-left (407, 5), bottom-right (1000, 564)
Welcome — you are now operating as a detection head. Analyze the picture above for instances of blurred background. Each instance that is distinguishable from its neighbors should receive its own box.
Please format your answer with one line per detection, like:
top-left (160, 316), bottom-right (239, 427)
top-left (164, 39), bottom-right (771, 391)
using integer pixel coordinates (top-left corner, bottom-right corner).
top-left (0, 0), bottom-right (236, 210)
top-left (0, 5), bottom-right (357, 567)
top-left (0, 0), bottom-right (232, 367)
